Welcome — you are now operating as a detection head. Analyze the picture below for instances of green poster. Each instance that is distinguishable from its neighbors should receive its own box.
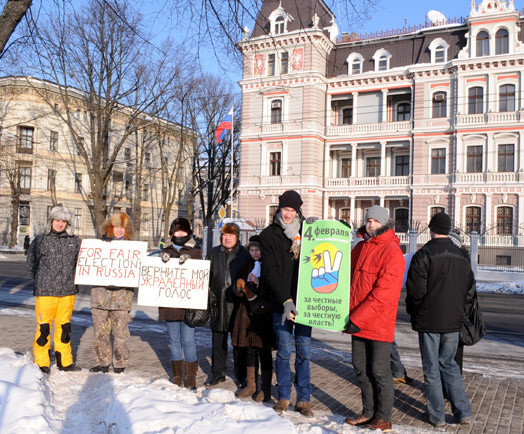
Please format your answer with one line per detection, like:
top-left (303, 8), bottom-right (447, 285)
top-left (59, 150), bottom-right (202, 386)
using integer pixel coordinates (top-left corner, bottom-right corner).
top-left (295, 220), bottom-right (351, 331)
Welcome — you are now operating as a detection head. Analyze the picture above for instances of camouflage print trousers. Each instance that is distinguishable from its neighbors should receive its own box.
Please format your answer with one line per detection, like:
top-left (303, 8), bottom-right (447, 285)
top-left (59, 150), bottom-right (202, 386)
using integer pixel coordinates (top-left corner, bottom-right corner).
top-left (91, 308), bottom-right (131, 369)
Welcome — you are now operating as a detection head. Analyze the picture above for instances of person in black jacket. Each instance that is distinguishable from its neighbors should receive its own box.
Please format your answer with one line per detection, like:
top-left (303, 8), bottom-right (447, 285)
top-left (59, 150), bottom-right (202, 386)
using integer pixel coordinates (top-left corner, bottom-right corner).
top-left (159, 218), bottom-right (202, 389)
top-left (259, 190), bottom-right (313, 418)
top-left (205, 223), bottom-right (249, 387)
top-left (406, 212), bottom-right (475, 428)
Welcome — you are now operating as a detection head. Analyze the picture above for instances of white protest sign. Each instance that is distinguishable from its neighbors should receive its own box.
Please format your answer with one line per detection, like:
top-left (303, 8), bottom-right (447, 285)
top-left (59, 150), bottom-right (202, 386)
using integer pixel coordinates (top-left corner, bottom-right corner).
top-left (137, 256), bottom-right (210, 309)
top-left (75, 239), bottom-right (148, 287)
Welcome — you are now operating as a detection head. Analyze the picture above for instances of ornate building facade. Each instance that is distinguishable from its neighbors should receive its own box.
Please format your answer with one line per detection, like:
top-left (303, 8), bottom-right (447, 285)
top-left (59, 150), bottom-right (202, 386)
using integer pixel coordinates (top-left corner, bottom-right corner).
top-left (0, 76), bottom-right (192, 246)
top-left (237, 0), bottom-right (524, 243)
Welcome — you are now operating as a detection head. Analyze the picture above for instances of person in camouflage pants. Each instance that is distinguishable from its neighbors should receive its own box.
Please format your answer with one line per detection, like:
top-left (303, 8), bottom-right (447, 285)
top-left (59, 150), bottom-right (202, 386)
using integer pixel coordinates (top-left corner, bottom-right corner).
top-left (89, 212), bottom-right (135, 374)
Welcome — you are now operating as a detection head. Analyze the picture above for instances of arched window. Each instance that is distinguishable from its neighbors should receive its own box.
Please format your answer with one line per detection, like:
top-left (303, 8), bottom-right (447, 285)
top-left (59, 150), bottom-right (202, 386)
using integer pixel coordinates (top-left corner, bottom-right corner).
top-left (468, 87), bottom-right (484, 114)
top-left (432, 92), bottom-right (447, 118)
top-left (476, 31), bottom-right (489, 57)
top-left (378, 55), bottom-right (388, 71)
top-left (465, 206), bottom-right (482, 234)
top-left (499, 84), bottom-right (515, 112)
top-left (396, 103), bottom-right (411, 121)
top-left (372, 49), bottom-right (391, 72)
top-left (497, 206), bottom-right (513, 235)
top-left (435, 46), bottom-right (446, 63)
top-left (275, 16), bottom-right (285, 35)
top-left (346, 53), bottom-right (364, 75)
top-left (352, 59), bottom-right (361, 74)
top-left (495, 29), bottom-right (509, 55)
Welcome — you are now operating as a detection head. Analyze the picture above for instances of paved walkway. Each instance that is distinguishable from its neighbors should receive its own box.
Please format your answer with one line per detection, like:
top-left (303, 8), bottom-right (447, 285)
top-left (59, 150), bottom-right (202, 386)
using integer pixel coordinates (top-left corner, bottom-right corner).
top-left (1, 301), bottom-right (523, 433)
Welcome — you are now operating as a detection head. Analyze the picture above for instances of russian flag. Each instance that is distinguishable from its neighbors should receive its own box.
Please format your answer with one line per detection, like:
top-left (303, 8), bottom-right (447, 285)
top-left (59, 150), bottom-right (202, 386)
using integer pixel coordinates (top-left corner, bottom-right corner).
top-left (216, 108), bottom-right (233, 143)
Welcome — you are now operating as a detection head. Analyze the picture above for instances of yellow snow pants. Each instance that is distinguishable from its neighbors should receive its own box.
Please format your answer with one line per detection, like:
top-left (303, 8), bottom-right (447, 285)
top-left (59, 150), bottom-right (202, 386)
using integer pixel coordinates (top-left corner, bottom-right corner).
top-left (33, 295), bottom-right (75, 368)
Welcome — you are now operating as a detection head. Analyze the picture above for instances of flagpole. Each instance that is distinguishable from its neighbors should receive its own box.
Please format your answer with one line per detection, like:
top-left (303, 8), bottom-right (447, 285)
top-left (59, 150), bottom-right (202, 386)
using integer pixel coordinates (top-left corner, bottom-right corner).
top-left (230, 105), bottom-right (234, 218)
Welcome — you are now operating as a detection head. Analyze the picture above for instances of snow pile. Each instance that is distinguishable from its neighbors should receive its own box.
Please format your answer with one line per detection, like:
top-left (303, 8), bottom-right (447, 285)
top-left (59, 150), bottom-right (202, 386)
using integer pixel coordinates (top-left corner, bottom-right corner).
top-left (477, 281), bottom-right (524, 295)
top-left (0, 348), bottom-right (298, 433)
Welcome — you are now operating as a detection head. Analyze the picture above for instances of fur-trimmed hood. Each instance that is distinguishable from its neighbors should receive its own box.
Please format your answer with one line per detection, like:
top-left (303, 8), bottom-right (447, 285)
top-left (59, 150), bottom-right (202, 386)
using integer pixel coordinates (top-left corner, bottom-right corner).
top-left (100, 212), bottom-right (134, 240)
top-left (45, 206), bottom-right (74, 235)
top-left (356, 219), bottom-right (396, 239)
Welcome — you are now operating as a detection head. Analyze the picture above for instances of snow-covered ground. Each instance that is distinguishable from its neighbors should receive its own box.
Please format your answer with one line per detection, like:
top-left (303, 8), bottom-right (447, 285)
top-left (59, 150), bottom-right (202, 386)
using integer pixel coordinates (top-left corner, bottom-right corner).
top-left (0, 347), bottom-right (436, 434)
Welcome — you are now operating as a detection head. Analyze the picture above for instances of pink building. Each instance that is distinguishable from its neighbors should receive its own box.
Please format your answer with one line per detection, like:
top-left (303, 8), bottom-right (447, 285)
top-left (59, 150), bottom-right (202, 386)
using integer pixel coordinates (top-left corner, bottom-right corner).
top-left (237, 0), bottom-right (524, 242)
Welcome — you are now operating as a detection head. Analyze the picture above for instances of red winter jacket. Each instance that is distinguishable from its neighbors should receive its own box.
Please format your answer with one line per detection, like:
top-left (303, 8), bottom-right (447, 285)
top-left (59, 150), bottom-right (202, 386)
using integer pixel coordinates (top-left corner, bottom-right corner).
top-left (349, 226), bottom-right (405, 342)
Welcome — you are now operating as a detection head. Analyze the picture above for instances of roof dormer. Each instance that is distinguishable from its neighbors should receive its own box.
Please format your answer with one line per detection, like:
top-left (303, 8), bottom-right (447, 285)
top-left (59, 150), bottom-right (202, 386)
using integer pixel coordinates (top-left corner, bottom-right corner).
top-left (269, 4), bottom-right (294, 36)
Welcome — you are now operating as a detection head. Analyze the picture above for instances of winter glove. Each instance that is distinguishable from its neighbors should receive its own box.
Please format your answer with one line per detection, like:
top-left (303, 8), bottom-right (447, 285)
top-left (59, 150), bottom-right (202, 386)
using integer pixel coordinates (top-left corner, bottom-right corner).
top-left (306, 216), bottom-right (318, 224)
top-left (344, 319), bottom-right (361, 334)
top-left (281, 299), bottom-right (298, 325)
top-left (161, 252), bottom-right (171, 263)
top-left (179, 254), bottom-right (191, 265)
top-left (233, 278), bottom-right (245, 297)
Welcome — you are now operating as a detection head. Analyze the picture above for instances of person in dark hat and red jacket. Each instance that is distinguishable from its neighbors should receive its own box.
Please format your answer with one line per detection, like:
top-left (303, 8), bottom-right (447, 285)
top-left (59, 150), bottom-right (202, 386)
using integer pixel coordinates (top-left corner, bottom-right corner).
top-left (158, 217), bottom-right (202, 389)
top-left (259, 190), bottom-right (314, 417)
top-left (205, 222), bottom-right (249, 387)
top-left (344, 205), bottom-right (404, 431)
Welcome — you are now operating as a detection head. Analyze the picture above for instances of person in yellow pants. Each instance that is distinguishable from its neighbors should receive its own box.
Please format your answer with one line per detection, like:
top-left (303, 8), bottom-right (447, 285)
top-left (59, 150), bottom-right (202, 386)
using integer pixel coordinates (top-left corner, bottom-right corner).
top-left (27, 206), bottom-right (82, 373)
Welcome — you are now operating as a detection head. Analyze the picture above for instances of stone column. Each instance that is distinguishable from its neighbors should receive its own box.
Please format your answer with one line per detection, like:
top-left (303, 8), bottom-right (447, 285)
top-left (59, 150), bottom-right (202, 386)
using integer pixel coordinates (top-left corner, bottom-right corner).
top-left (381, 89), bottom-right (389, 122)
top-left (352, 91), bottom-right (359, 124)
top-left (486, 133), bottom-right (494, 173)
top-left (350, 196), bottom-right (356, 224)
top-left (351, 143), bottom-right (357, 177)
top-left (380, 141), bottom-right (387, 177)
top-left (485, 194), bottom-right (492, 229)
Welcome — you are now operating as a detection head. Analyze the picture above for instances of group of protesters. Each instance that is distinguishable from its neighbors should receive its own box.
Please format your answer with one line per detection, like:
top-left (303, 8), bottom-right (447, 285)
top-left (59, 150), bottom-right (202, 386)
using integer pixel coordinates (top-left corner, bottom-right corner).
top-left (27, 190), bottom-right (478, 431)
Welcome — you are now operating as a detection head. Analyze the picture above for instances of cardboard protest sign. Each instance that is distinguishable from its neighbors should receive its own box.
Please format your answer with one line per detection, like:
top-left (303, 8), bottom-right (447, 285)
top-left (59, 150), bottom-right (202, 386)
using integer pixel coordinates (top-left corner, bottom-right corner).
top-left (295, 220), bottom-right (351, 331)
top-left (137, 256), bottom-right (210, 309)
top-left (75, 239), bottom-right (148, 287)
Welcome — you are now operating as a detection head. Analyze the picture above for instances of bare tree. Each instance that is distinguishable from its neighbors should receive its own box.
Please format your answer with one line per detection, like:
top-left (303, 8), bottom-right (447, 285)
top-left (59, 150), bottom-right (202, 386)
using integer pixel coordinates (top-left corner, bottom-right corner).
top-left (23, 0), bottom-right (188, 234)
top-left (189, 74), bottom-right (240, 228)
top-left (0, 0), bottom-right (32, 57)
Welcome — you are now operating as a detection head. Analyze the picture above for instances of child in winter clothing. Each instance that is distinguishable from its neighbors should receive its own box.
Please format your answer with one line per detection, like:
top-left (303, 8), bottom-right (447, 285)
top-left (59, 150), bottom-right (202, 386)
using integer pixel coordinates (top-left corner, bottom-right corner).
top-left (231, 236), bottom-right (274, 402)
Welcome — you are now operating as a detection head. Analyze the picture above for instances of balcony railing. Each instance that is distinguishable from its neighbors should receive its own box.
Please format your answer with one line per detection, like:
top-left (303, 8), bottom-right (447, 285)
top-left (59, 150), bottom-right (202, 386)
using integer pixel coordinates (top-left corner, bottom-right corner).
top-left (455, 172), bottom-right (519, 183)
top-left (327, 120), bottom-right (411, 136)
top-left (325, 176), bottom-right (410, 188)
top-left (456, 111), bottom-right (521, 126)
top-left (262, 123), bottom-right (283, 133)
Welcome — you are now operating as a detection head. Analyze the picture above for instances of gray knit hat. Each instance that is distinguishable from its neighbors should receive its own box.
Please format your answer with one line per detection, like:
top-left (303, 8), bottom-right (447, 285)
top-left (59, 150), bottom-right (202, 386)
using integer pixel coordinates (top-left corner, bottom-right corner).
top-left (364, 205), bottom-right (389, 226)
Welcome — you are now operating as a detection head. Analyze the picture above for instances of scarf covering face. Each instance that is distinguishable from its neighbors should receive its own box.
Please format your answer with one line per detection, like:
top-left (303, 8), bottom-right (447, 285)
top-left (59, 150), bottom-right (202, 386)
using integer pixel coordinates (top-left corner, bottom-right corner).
top-left (277, 211), bottom-right (301, 259)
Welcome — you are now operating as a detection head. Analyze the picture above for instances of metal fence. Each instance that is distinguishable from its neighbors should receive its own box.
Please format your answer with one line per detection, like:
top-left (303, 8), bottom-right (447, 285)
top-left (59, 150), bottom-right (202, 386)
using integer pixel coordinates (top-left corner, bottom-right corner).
top-left (202, 219), bottom-right (524, 275)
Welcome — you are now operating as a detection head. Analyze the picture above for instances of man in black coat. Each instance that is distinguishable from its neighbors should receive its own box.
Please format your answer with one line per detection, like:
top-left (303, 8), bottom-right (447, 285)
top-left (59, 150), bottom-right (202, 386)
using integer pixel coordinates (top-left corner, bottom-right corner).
top-left (259, 190), bottom-right (314, 418)
top-left (205, 223), bottom-right (249, 386)
top-left (406, 212), bottom-right (475, 428)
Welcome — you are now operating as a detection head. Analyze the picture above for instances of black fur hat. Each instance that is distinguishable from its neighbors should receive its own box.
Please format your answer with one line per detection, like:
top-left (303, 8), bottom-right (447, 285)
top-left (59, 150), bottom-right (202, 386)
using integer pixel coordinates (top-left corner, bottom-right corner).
top-left (169, 217), bottom-right (192, 236)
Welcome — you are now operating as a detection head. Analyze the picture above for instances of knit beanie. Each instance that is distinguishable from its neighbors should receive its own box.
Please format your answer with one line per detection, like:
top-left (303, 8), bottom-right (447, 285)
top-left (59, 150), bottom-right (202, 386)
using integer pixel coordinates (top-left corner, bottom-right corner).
top-left (429, 212), bottom-right (451, 235)
top-left (169, 217), bottom-right (192, 236)
top-left (364, 205), bottom-right (389, 226)
top-left (247, 234), bottom-right (261, 251)
top-left (448, 230), bottom-right (462, 248)
top-left (278, 190), bottom-right (303, 212)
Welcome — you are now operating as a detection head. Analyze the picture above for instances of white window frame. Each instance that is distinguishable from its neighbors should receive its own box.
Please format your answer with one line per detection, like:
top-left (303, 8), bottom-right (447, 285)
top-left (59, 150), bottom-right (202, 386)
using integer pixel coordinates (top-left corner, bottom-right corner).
top-left (428, 38), bottom-right (450, 64)
top-left (372, 49), bottom-right (391, 72)
top-left (264, 95), bottom-right (287, 124)
top-left (346, 53), bottom-right (364, 75)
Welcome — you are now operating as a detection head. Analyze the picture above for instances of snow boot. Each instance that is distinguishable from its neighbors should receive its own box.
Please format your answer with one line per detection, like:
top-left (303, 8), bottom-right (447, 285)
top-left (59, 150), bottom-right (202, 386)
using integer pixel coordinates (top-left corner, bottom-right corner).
top-left (185, 360), bottom-right (198, 390)
top-left (238, 366), bottom-right (257, 398)
top-left (170, 360), bottom-right (184, 387)
top-left (255, 369), bottom-right (272, 402)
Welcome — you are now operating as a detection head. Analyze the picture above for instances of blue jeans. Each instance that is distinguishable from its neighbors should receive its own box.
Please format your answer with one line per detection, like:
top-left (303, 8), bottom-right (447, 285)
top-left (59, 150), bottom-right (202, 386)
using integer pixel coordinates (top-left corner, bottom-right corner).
top-left (419, 332), bottom-right (471, 425)
top-left (390, 339), bottom-right (407, 379)
top-left (272, 313), bottom-right (312, 402)
top-left (165, 320), bottom-right (197, 362)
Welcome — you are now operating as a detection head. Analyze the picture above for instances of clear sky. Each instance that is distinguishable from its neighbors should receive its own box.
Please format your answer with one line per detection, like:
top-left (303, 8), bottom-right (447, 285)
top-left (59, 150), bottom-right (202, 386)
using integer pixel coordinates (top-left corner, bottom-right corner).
top-left (346, 0), bottom-right (522, 36)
